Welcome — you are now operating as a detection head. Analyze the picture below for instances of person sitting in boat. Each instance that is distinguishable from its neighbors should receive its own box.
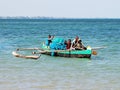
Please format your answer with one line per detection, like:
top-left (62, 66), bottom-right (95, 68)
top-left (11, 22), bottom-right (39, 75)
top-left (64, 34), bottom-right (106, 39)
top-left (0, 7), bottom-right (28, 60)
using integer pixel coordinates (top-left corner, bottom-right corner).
top-left (48, 35), bottom-right (54, 46)
top-left (75, 40), bottom-right (87, 50)
top-left (66, 39), bottom-right (71, 49)
top-left (64, 39), bottom-right (72, 50)
top-left (64, 40), bottom-right (67, 46)
top-left (71, 36), bottom-right (80, 49)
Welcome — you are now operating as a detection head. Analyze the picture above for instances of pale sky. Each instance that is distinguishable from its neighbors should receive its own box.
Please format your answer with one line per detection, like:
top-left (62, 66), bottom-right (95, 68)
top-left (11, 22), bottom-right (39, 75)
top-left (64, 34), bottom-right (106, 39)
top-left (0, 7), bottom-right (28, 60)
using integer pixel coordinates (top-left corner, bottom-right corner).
top-left (0, 0), bottom-right (120, 18)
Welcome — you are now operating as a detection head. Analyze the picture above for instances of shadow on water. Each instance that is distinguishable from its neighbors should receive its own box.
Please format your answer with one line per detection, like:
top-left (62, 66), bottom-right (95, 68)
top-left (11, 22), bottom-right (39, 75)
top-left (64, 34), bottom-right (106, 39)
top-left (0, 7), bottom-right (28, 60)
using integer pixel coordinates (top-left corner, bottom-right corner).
top-left (91, 55), bottom-right (105, 61)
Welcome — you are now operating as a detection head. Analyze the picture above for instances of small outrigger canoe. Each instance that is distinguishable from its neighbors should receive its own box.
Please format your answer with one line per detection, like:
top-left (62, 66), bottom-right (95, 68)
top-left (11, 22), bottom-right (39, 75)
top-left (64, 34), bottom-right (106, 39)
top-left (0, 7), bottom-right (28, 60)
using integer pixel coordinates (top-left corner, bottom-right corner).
top-left (12, 37), bottom-right (105, 59)
top-left (12, 46), bottom-right (106, 59)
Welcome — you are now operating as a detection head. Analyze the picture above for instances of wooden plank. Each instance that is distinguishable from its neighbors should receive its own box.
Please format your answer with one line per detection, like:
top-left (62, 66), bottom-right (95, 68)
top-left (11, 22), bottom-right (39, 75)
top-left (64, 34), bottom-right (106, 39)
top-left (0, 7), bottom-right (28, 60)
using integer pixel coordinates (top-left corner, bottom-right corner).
top-left (16, 48), bottom-right (44, 51)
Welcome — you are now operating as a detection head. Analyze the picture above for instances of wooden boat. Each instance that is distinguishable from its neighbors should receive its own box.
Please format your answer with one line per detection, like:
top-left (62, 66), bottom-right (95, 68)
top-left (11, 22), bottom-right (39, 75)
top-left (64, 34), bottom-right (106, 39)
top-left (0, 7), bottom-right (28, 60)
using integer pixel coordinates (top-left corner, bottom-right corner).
top-left (40, 45), bottom-right (92, 58)
top-left (12, 36), bottom-right (105, 59)
top-left (12, 46), bottom-right (106, 59)
top-left (38, 38), bottom-right (106, 58)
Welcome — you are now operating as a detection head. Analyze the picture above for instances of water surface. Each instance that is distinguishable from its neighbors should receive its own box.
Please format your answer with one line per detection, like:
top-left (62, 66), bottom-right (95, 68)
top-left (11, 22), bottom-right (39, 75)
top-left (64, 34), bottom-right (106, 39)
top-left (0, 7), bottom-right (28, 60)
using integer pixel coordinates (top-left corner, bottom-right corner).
top-left (0, 19), bottom-right (120, 90)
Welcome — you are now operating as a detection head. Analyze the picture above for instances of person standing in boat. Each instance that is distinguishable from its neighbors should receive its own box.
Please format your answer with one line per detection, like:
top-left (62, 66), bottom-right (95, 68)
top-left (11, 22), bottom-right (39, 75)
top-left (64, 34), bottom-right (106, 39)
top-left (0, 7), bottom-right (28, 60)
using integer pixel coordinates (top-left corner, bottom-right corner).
top-left (48, 35), bottom-right (54, 46)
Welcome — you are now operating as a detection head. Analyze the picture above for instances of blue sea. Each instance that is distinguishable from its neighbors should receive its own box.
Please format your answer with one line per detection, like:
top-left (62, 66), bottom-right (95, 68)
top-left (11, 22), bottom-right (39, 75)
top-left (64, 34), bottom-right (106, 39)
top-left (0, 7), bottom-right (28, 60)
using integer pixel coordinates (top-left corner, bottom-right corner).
top-left (0, 18), bottom-right (120, 90)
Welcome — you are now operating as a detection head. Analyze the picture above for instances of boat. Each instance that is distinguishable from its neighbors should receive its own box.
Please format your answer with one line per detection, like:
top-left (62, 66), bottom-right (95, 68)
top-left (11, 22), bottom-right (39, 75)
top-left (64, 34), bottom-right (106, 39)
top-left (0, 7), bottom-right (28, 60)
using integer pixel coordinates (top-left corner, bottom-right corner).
top-left (12, 46), bottom-right (106, 59)
top-left (39, 38), bottom-right (92, 58)
top-left (39, 48), bottom-right (92, 58)
top-left (12, 38), bottom-right (105, 59)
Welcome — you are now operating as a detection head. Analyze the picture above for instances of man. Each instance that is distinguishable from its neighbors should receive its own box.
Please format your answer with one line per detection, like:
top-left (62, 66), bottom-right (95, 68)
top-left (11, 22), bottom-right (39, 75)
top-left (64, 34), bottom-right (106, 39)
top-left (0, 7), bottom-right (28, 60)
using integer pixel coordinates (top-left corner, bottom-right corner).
top-left (75, 40), bottom-right (86, 50)
top-left (48, 35), bottom-right (54, 46)
top-left (71, 36), bottom-right (80, 49)
top-left (71, 36), bottom-right (86, 50)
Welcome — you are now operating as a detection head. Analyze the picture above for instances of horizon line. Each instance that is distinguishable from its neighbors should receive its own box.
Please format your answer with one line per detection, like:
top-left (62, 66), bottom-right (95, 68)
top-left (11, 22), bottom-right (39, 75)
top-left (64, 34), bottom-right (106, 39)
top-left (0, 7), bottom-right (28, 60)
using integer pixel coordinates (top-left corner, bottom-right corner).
top-left (0, 16), bottom-right (120, 19)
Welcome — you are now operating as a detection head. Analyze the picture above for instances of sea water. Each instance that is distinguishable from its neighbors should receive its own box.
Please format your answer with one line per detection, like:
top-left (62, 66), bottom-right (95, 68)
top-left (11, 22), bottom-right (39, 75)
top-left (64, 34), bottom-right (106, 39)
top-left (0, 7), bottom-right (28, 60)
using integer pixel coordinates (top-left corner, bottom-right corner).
top-left (0, 19), bottom-right (120, 90)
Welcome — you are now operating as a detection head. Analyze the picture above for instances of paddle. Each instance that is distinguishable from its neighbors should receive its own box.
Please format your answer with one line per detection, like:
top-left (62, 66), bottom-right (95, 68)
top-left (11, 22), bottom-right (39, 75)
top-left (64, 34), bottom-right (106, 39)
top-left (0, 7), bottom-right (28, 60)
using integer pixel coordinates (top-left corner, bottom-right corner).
top-left (91, 46), bottom-right (106, 50)
top-left (91, 46), bottom-right (106, 55)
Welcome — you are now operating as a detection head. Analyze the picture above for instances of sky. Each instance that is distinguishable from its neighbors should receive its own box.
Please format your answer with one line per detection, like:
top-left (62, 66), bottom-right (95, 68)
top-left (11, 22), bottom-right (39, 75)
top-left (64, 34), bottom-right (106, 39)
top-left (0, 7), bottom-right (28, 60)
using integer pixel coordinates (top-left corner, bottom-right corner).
top-left (0, 0), bottom-right (120, 18)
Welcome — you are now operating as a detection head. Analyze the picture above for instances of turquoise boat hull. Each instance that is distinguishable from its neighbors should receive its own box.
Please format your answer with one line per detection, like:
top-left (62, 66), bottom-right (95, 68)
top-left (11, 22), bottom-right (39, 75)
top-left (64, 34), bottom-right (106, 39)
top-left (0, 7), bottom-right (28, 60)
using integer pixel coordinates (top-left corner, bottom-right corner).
top-left (41, 45), bottom-right (92, 58)
top-left (57, 49), bottom-right (91, 58)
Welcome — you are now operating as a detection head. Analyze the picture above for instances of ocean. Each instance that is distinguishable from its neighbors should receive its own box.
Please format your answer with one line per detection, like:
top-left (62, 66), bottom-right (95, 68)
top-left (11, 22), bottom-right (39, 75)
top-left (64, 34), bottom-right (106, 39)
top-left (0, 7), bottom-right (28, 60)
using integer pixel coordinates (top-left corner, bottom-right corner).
top-left (0, 18), bottom-right (120, 90)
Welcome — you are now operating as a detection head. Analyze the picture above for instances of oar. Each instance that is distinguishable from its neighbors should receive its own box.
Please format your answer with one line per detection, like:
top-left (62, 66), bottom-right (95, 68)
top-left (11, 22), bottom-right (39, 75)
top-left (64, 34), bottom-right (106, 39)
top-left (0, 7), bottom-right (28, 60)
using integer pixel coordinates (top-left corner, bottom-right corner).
top-left (91, 46), bottom-right (106, 55)
top-left (92, 46), bottom-right (106, 50)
